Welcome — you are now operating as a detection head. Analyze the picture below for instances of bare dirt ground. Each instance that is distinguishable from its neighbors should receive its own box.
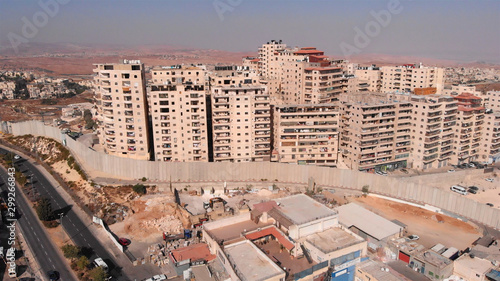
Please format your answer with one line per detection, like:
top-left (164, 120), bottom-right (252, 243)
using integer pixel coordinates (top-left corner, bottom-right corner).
top-left (352, 196), bottom-right (481, 250)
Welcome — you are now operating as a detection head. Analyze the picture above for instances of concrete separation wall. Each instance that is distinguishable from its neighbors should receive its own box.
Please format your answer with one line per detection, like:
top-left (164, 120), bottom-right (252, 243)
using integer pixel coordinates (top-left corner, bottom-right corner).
top-left (6, 121), bottom-right (500, 229)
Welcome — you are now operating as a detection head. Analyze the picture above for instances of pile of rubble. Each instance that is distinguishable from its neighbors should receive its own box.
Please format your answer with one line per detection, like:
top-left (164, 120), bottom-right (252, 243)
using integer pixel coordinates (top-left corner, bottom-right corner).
top-left (140, 215), bottom-right (183, 234)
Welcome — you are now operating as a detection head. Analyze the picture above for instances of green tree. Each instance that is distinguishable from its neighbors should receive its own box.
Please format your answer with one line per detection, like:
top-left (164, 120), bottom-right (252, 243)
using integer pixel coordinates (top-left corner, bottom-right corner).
top-left (83, 109), bottom-right (96, 129)
top-left (61, 244), bottom-right (80, 259)
top-left (132, 184), bottom-right (146, 195)
top-left (88, 266), bottom-right (108, 281)
top-left (36, 197), bottom-right (53, 221)
top-left (362, 185), bottom-right (370, 196)
top-left (76, 255), bottom-right (89, 271)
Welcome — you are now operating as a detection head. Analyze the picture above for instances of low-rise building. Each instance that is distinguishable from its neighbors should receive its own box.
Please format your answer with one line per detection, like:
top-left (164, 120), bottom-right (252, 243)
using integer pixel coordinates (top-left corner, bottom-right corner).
top-left (355, 259), bottom-right (410, 281)
top-left (336, 203), bottom-right (404, 245)
top-left (453, 254), bottom-right (496, 281)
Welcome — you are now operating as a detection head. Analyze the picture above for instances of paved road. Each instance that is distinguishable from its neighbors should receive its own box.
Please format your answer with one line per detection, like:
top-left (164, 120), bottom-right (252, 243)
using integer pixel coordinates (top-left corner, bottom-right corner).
top-left (0, 166), bottom-right (73, 280)
top-left (0, 147), bottom-right (128, 280)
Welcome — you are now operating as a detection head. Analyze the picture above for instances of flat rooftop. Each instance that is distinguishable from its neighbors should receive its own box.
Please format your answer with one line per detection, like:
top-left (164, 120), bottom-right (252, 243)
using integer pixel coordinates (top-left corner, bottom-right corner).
top-left (357, 259), bottom-right (409, 281)
top-left (206, 219), bottom-right (272, 243)
top-left (415, 251), bottom-right (452, 269)
top-left (273, 194), bottom-right (337, 225)
top-left (224, 240), bottom-right (285, 281)
top-left (305, 227), bottom-right (364, 254)
top-left (170, 243), bottom-right (215, 263)
top-left (337, 203), bottom-right (402, 241)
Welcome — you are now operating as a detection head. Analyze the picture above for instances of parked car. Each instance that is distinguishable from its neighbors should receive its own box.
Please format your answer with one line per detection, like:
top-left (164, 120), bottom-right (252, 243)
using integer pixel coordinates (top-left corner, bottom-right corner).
top-left (14, 155), bottom-right (21, 160)
top-left (375, 170), bottom-right (387, 176)
top-left (118, 238), bottom-right (131, 246)
top-left (448, 169), bottom-right (455, 173)
top-left (408, 235), bottom-right (420, 241)
top-left (458, 163), bottom-right (468, 169)
top-left (485, 178), bottom-right (494, 182)
top-left (400, 168), bottom-right (409, 174)
top-left (468, 186), bottom-right (479, 191)
top-left (468, 189), bottom-right (477, 194)
top-left (486, 203), bottom-right (494, 207)
top-left (47, 271), bottom-right (60, 281)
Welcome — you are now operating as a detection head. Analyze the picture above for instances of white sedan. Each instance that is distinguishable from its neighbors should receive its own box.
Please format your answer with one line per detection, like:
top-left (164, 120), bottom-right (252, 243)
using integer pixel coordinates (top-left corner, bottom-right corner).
top-left (485, 178), bottom-right (494, 182)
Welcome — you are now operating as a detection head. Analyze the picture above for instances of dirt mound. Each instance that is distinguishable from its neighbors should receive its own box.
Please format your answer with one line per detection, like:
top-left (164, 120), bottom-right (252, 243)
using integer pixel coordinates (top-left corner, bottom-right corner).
top-left (123, 196), bottom-right (191, 242)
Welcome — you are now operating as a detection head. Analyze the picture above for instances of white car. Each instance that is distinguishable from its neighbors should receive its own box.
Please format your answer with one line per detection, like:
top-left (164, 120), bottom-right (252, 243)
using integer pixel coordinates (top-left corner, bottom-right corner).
top-left (485, 178), bottom-right (494, 182)
top-left (447, 169), bottom-right (455, 173)
top-left (14, 155), bottom-right (21, 160)
top-left (408, 235), bottom-right (420, 241)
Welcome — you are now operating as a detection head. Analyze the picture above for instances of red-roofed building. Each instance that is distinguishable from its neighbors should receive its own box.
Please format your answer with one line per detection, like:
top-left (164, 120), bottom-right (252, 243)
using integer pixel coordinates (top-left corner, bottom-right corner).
top-left (453, 92), bottom-right (485, 164)
top-left (169, 243), bottom-right (216, 269)
top-left (245, 226), bottom-right (295, 251)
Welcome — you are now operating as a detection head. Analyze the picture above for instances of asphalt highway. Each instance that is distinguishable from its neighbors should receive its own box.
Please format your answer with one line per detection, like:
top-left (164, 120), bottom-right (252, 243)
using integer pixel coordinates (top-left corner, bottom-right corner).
top-left (0, 147), bottom-right (126, 280)
top-left (0, 166), bottom-right (73, 280)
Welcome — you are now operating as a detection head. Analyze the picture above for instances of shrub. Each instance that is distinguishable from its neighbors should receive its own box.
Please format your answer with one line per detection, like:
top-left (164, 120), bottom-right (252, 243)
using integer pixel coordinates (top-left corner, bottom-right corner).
top-left (132, 184), bottom-right (146, 195)
top-left (141, 177), bottom-right (147, 182)
top-left (61, 244), bottom-right (81, 259)
top-left (36, 197), bottom-right (53, 221)
top-left (88, 267), bottom-right (108, 281)
top-left (76, 255), bottom-right (89, 271)
top-left (43, 220), bottom-right (59, 228)
top-left (362, 185), bottom-right (370, 196)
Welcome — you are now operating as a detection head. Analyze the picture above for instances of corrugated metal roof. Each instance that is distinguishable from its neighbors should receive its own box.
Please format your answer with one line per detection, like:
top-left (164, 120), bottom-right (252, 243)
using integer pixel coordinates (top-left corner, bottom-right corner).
top-left (336, 203), bottom-right (402, 241)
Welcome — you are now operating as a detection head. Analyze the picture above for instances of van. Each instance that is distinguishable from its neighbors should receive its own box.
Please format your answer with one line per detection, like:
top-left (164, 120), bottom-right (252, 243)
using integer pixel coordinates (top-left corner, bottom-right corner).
top-left (450, 185), bottom-right (467, 195)
top-left (93, 257), bottom-right (108, 272)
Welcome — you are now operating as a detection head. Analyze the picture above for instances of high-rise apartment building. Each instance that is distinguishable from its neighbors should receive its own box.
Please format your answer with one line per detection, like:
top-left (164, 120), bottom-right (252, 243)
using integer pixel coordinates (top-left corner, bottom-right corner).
top-left (480, 111), bottom-right (500, 163)
top-left (93, 60), bottom-right (150, 160)
top-left (257, 41), bottom-right (346, 104)
top-left (148, 65), bottom-right (209, 162)
top-left (485, 91), bottom-right (500, 111)
top-left (211, 85), bottom-right (271, 162)
top-left (271, 104), bottom-right (340, 166)
top-left (453, 93), bottom-right (485, 164)
top-left (405, 94), bottom-right (457, 169)
top-left (380, 64), bottom-right (444, 94)
top-left (353, 65), bottom-right (382, 92)
top-left (208, 65), bottom-right (259, 87)
top-left (340, 92), bottom-right (412, 172)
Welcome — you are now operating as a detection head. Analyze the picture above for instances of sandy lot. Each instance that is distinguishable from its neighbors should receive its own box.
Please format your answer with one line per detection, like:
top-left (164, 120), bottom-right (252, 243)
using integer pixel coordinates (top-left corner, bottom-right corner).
top-left (353, 196), bottom-right (481, 250)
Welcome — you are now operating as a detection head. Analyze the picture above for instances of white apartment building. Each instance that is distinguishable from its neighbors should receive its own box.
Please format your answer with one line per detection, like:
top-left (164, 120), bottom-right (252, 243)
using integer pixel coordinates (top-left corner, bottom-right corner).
top-left (211, 85), bottom-right (271, 162)
top-left (380, 64), bottom-right (444, 94)
top-left (453, 93), bottom-right (485, 164)
top-left (405, 94), bottom-right (457, 169)
top-left (93, 60), bottom-right (150, 160)
top-left (271, 104), bottom-right (340, 166)
top-left (480, 111), bottom-right (500, 163)
top-left (340, 92), bottom-right (412, 172)
top-left (149, 65), bottom-right (209, 162)
top-left (485, 91), bottom-right (500, 111)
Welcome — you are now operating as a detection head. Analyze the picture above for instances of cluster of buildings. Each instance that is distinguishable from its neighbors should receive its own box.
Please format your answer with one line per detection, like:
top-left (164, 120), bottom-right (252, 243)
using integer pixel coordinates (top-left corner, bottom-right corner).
top-left (92, 41), bottom-right (500, 170)
top-left (444, 67), bottom-right (499, 84)
top-left (0, 70), bottom-right (90, 100)
top-left (162, 194), bottom-right (500, 281)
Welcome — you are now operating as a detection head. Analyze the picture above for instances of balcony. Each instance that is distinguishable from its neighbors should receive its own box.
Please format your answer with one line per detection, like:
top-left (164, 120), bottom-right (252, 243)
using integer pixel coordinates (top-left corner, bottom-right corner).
top-left (127, 132), bottom-right (135, 137)
top-left (124, 111), bottom-right (133, 116)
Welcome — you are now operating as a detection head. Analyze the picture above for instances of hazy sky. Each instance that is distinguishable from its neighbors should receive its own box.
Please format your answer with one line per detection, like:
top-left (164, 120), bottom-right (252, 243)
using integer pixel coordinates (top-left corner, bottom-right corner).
top-left (1, 0), bottom-right (499, 62)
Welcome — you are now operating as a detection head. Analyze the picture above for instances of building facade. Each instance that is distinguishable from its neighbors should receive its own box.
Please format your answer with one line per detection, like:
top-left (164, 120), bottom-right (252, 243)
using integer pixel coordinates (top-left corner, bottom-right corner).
top-left (93, 60), bottom-right (150, 160)
top-left (271, 104), bottom-right (340, 166)
top-left (340, 92), bottom-right (412, 172)
top-left (380, 64), bottom-right (444, 94)
top-left (453, 93), bottom-right (485, 164)
top-left (404, 94), bottom-right (457, 169)
top-left (148, 67), bottom-right (209, 162)
top-left (211, 85), bottom-right (271, 162)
